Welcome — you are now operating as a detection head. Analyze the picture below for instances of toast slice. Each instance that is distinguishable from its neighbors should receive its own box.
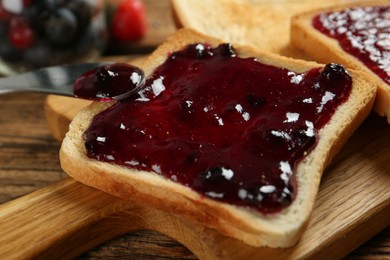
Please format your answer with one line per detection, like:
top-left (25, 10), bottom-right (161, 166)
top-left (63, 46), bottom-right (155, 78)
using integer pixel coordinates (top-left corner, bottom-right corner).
top-left (291, 1), bottom-right (390, 122)
top-left (60, 29), bottom-right (376, 248)
top-left (171, 0), bottom-right (365, 57)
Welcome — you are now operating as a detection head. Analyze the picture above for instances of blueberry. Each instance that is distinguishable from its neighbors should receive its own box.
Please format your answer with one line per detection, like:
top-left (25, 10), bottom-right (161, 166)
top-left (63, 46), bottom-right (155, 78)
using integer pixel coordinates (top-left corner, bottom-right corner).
top-left (24, 0), bottom-right (58, 31)
top-left (0, 21), bottom-right (8, 38)
top-left (23, 42), bottom-right (52, 67)
top-left (64, 0), bottom-right (92, 35)
top-left (44, 7), bottom-right (78, 47)
top-left (74, 25), bottom-right (106, 56)
top-left (0, 23), bottom-right (18, 62)
top-left (35, 0), bottom-right (59, 10)
top-left (0, 40), bottom-right (23, 62)
top-left (321, 63), bottom-right (351, 83)
top-left (74, 25), bottom-right (96, 55)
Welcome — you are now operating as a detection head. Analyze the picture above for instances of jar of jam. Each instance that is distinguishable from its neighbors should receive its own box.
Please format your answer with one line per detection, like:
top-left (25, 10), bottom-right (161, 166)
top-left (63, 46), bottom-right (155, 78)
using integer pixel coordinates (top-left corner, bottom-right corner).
top-left (0, 0), bottom-right (108, 75)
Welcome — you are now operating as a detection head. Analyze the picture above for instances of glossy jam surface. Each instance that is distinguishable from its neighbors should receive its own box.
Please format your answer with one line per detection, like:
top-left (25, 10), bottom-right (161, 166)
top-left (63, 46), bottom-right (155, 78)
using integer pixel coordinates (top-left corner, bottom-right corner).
top-left (84, 44), bottom-right (352, 213)
top-left (74, 63), bottom-right (145, 101)
top-left (313, 6), bottom-right (390, 85)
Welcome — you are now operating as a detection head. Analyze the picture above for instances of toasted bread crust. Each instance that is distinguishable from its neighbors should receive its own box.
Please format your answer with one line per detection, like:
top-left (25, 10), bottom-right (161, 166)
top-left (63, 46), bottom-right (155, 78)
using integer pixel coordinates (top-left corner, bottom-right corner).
top-left (60, 29), bottom-right (376, 247)
top-left (291, 1), bottom-right (390, 122)
top-left (171, 0), bottom-right (367, 58)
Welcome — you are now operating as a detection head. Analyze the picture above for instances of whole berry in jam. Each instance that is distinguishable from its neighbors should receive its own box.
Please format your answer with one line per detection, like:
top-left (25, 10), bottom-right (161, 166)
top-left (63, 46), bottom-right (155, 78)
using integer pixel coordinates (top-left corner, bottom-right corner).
top-left (74, 63), bottom-right (145, 101)
top-left (321, 63), bottom-right (351, 83)
top-left (216, 43), bottom-right (236, 57)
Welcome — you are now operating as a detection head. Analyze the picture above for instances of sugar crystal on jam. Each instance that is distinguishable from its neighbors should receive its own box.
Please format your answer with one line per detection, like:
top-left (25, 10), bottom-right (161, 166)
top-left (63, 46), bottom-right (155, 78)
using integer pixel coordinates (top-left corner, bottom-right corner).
top-left (84, 43), bottom-right (352, 214)
top-left (313, 6), bottom-right (390, 85)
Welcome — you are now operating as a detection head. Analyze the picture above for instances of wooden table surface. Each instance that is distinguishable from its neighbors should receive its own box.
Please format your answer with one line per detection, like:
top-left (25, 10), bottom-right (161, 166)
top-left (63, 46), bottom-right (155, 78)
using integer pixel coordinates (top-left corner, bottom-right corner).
top-left (0, 0), bottom-right (389, 259)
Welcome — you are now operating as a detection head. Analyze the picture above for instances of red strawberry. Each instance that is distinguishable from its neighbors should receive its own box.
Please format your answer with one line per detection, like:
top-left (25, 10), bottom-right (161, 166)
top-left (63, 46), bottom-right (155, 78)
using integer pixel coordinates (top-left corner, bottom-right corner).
top-left (111, 0), bottom-right (147, 42)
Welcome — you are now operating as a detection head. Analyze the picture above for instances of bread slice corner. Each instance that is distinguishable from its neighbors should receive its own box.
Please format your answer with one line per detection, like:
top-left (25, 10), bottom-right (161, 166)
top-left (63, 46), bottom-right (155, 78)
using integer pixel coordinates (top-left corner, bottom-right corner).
top-left (290, 1), bottom-right (390, 122)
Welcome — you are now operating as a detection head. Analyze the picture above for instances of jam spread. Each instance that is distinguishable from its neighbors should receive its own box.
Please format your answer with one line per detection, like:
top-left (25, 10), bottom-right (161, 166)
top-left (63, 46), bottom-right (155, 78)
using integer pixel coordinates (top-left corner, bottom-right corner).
top-left (312, 5), bottom-right (390, 85)
top-left (83, 43), bottom-right (352, 214)
top-left (74, 63), bottom-right (145, 101)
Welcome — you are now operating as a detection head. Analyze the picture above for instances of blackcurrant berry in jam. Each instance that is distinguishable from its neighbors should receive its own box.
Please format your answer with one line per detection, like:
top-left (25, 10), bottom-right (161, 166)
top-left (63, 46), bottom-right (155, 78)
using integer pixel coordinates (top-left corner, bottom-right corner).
top-left (277, 188), bottom-right (293, 207)
top-left (216, 43), bottom-right (236, 57)
top-left (74, 63), bottom-right (145, 102)
top-left (321, 63), bottom-right (351, 83)
top-left (200, 166), bottom-right (229, 182)
top-left (185, 43), bottom-right (213, 59)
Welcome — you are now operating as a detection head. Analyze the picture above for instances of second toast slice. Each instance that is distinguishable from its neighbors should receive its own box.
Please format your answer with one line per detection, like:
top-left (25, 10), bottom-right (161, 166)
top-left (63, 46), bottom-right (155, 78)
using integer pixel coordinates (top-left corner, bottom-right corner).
top-left (291, 1), bottom-right (390, 121)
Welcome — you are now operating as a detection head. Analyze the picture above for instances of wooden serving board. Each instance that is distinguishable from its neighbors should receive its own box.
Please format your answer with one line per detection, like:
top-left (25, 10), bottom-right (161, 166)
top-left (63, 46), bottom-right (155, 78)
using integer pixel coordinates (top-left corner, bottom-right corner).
top-left (0, 94), bottom-right (388, 259)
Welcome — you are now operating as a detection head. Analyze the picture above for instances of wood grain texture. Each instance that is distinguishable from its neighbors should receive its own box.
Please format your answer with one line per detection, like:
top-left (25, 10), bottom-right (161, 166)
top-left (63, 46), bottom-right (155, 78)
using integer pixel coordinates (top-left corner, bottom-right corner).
top-left (0, 93), bottom-right (66, 204)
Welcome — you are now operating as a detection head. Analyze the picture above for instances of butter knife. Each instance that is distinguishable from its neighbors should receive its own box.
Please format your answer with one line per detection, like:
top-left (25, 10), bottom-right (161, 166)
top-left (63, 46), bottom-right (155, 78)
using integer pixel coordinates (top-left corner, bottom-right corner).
top-left (0, 63), bottom-right (105, 97)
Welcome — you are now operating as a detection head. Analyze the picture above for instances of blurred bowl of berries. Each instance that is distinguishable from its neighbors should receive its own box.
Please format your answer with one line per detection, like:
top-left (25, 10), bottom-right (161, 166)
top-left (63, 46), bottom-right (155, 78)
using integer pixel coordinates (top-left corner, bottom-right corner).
top-left (0, 0), bottom-right (108, 75)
